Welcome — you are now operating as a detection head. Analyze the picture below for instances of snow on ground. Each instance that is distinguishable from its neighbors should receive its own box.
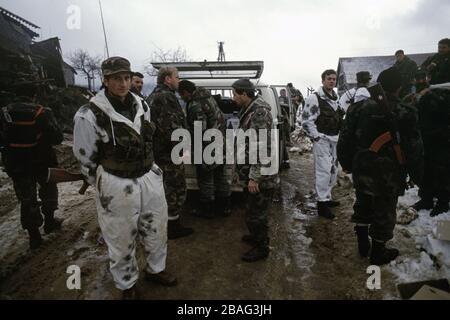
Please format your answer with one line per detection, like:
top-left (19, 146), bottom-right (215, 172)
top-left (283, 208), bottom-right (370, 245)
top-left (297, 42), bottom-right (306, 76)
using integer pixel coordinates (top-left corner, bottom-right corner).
top-left (387, 187), bottom-right (450, 287)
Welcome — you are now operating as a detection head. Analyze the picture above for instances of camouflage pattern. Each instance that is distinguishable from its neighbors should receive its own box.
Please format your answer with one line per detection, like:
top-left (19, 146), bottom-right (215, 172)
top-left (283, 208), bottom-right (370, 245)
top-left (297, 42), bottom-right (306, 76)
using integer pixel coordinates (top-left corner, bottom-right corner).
top-left (337, 94), bottom-right (424, 241)
top-left (159, 163), bottom-right (186, 220)
top-left (246, 189), bottom-right (273, 246)
top-left (237, 96), bottom-right (279, 190)
top-left (352, 191), bottom-right (398, 241)
top-left (147, 84), bottom-right (186, 165)
top-left (85, 92), bottom-right (155, 179)
top-left (101, 56), bottom-right (132, 77)
top-left (238, 96), bottom-right (278, 248)
top-left (393, 56), bottom-right (418, 98)
top-left (147, 84), bottom-right (187, 219)
top-left (416, 89), bottom-right (450, 202)
top-left (337, 94), bottom-right (423, 196)
top-left (186, 86), bottom-right (227, 166)
top-left (186, 86), bottom-right (230, 202)
top-left (421, 53), bottom-right (450, 85)
top-left (0, 103), bottom-right (63, 230)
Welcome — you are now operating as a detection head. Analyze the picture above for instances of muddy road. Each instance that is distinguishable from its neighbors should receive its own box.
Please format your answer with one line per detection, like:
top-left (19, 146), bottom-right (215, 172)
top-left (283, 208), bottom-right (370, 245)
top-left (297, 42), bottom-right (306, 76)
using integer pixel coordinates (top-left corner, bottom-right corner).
top-left (0, 143), bottom-right (401, 300)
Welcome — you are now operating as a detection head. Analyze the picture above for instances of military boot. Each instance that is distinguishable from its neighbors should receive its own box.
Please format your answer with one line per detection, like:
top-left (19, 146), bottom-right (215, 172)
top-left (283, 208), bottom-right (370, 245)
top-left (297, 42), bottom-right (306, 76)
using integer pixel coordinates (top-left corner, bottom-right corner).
top-left (215, 196), bottom-right (232, 217)
top-left (241, 244), bottom-right (270, 262)
top-left (168, 219), bottom-right (194, 240)
top-left (241, 234), bottom-right (258, 246)
top-left (193, 201), bottom-right (215, 219)
top-left (370, 240), bottom-right (399, 265)
top-left (354, 226), bottom-right (371, 257)
top-left (430, 201), bottom-right (450, 217)
top-left (317, 202), bottom-right (335, 220)
top-left (325, 200), bottom-right (340, 208)
top-left (28, 228), bottom-right (43, 250)
top-left (413, 199), bottom-right (434, 211)
top-left (43, 214), bottom-right (63, 234)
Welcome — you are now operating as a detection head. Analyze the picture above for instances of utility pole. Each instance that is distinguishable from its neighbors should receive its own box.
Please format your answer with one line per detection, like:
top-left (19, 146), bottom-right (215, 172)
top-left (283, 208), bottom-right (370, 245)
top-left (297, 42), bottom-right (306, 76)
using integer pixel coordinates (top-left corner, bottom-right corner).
top-left (99, 0), bottom-right (110, 58)
top-left (217, 41), bottom-right (225, 62)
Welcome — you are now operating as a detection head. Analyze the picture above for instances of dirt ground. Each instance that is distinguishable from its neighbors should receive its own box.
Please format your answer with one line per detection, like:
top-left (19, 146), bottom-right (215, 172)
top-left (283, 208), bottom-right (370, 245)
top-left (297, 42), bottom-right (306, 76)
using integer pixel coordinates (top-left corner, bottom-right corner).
top-left (0, 140), bottom-right (402, 300)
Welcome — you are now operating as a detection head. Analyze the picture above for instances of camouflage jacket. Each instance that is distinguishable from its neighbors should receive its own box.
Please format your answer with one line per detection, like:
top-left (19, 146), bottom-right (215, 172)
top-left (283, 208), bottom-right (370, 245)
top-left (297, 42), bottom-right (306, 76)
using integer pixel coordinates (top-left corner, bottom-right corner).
top-left (147, 84), bottom-right (186, 165)
top-left (416, 88), bottom-right (450, 149)
top-left (186, 87), bottom-right (226, 168)
top-left (237, 96), bottom-right (279, 189)
top-left (394, 56), bottom-right (418, 89)
top-left (337, 94), bottom-right (424, 196)
top-left (422, 53), bottom-right (450, 85)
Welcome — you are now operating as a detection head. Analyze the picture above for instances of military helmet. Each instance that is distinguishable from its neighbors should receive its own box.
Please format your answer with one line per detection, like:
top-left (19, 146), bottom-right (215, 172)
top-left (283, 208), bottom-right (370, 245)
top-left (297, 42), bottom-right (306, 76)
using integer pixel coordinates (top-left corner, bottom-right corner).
top-left (101, 56), bottom-right (132, 77)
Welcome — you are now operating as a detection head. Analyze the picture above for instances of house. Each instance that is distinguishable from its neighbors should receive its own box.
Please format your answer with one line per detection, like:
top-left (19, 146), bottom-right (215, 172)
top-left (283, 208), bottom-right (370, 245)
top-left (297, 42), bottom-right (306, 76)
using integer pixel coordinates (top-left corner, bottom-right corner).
top-left (31, 37), bottom-right (77, 87)
top-left (336, 53), bottom-right (433, 95)
top-left (0, 6), bottom-right (76, 88)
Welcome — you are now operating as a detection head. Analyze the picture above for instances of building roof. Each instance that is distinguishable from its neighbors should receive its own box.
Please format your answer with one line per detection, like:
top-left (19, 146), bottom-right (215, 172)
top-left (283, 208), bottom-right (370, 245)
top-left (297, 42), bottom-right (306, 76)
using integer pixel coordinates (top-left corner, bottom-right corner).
top-left (337, 53), bottom-right (433, 89)
top-left (0, 6), bottom-right (39, 38)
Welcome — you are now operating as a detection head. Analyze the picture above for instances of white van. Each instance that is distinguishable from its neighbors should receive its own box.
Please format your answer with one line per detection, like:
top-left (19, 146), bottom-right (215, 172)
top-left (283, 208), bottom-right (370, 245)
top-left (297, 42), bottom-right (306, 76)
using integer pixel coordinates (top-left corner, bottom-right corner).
top-left (151, 61), bottom-right (289, 191)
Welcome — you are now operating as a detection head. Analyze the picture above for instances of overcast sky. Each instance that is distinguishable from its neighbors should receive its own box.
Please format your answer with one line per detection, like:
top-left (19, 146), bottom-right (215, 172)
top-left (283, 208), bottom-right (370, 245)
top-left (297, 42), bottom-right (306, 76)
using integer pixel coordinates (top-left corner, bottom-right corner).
top-left (1, 0), bottom-right (449, 94)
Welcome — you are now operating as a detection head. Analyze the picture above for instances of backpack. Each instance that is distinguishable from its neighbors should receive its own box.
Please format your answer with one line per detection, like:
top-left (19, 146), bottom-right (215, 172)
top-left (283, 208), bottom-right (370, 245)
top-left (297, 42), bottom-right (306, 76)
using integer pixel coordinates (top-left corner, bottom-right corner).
top-left (1, 103), bottom-right (44, 149)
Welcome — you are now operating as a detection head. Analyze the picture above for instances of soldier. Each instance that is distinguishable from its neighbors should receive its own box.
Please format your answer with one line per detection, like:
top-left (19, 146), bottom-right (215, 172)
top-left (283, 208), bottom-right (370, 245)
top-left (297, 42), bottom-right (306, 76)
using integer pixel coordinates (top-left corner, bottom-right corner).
top-left (339, 71), bottom-right (372, 113)
top-left (412, 79), bottom-right (450, 216)
top-left (232, 79), bottom-right (279, 262)
top-left (337, 67), bottom-right (424, 265)
top-left (146, 67), bottom-right (194, 239)
top-left (73, 57), bottom-right (177, 299)
top-left (301, 69), bottom-right (344, 220)
top-left (178, 80), bottom-right (231, 218)
top-left (0, 82), bottom-right (64, 250)
top-left (279, 89), bottom-right (292, 169)
top-left (421, 38), bottom-right (450, 85)
top-left (394, 50), bottom-right (418, 98)
top-left (130, 72), bottom-right (145, 98)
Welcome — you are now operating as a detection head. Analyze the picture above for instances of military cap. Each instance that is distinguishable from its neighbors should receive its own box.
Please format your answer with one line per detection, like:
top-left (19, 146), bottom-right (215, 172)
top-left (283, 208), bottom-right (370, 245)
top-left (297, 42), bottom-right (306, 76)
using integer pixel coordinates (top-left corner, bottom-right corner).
top-left (101, 56), bottom-right (132, 77)
top-left (356, 71), bottom-right (372, 83)
top-left (232, 79), bottom-right (255, 91)
top-left (377, 67), bottom-right (402, 93)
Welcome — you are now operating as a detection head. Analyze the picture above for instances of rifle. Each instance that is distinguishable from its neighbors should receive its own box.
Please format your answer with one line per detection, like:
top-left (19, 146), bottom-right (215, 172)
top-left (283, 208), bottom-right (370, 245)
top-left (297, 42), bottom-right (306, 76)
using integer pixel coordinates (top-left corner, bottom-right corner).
top-left (48, 168), bottom-right (90, 195)
top-left (367, 83), bottom-right (405, 165)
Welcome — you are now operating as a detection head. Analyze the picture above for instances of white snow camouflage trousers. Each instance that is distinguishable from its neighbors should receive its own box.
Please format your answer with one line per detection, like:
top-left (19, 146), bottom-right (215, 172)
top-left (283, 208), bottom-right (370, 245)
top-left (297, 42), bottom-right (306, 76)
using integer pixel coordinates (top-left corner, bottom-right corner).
top-left (95, 165), bottom-right (168, 290)
top-left (313, 138), bottom-right (338, 202)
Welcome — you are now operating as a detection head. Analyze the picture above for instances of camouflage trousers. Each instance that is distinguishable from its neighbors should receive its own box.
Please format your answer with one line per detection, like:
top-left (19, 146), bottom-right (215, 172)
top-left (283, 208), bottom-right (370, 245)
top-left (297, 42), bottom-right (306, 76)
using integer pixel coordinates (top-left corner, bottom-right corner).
top-left (245, 187), bottom-right (274, 247)
top-left (196, 164), bottom-right (231, 203)
top-left (351, 191), bottom-right (398, 242)
top-left (160, 163), bottom-right (186, 221)
top-left (12, 171), bottom-right (58, 230)
top-left (418, 149), bottom-right (450, 202)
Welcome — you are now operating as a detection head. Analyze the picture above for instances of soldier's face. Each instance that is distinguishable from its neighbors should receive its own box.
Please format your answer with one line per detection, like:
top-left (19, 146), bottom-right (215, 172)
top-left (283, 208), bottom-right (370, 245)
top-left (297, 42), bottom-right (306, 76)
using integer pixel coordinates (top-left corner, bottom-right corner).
top-left (232, 89), bottom-right (248, 107)
top-left (395, 53), bottom-right (405, 62)
top-left (104, 72), bottom-right (131, 98)
top-left (165, 72), bottom-right (180, 91)
top-left (131, 76), bottom-right (144, 93)
top-left (438, 44), bottom-right (450, 55)
top-left (322, 74), bottom-right (336, 91)
top-left (179, 90), bottom-right (192, 102)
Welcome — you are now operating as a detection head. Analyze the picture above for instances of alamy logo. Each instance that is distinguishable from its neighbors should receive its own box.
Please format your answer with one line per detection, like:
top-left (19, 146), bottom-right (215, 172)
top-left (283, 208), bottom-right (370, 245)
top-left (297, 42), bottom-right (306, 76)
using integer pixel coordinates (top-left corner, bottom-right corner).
top-left (171, 122), bottom-right (279, 175)
top-left (366, 265), bottom-right (381, 290)
top-left (66, 265), bottom-right (81, 290)
top-left (66, 5), bottom-right (81, 30)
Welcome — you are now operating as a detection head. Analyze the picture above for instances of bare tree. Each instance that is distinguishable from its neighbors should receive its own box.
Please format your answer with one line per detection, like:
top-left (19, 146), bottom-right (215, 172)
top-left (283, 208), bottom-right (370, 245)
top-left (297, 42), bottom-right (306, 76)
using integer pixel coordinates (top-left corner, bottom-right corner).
top-left (68, 49), bottom-right (102, 91)
top-left (145, 45), bottom-right (190, 77)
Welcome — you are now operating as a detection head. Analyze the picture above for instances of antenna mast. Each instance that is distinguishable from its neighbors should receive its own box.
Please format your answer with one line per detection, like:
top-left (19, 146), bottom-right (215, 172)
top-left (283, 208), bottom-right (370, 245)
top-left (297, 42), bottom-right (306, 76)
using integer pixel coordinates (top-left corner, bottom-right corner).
top-left (99, 0), bottom-right (110, 58)
top-left (217, 41), bottom-right (225, 62)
